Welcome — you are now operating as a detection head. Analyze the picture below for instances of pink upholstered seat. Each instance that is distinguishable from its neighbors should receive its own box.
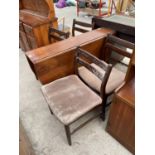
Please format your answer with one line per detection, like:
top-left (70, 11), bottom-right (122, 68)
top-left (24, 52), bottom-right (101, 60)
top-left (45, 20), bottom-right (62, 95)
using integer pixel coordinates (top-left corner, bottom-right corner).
top-left (78, 63), bottom-right (125, 94)
top-left (41, 75), bottom-right (102, 125)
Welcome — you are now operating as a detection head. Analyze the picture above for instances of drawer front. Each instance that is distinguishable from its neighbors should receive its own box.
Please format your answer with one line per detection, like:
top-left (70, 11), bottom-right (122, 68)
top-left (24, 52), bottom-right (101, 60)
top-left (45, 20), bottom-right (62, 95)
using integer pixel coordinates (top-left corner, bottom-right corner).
top-left (19, 22), bottom-right (24, 32)
top-left (23, 24), bottom-right (34, 37)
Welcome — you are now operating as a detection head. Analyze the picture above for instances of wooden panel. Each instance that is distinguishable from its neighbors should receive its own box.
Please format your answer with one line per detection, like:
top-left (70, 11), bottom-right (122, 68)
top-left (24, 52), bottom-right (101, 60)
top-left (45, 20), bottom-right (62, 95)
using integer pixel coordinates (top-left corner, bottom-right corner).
top-left (117, 78), bottom-right (135, 107)
top-left (19, 32), bottom-right (26, 51)
top-left (26, 29), bottom-right (113, 64)
top-left (19, 31), bottom-right (31, 51)
top-left (19, 121), bottom-right (35, 155)
top-left (21, 0), bottom-right (49, 17)
top-left (20, 0), bottom-right (57, 20)
top-left (33, 23), bottom-right (50, 47)
top-left (27, 36), bottom-right (38, 49)
top-left (19, 10), bottom-right (50, 27)
top-left (23, 24), bottom-right (34, 37)
top-left (26, 29), bottom-right (114, 84)
top-left (37, 38), bottom-right (104, 84)
top-left (106, 96), bottom-right (135, 153)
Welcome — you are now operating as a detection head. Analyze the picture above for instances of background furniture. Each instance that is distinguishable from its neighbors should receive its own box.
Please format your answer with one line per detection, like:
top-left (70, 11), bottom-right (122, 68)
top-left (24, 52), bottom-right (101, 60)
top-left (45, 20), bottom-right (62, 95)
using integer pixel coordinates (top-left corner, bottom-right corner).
top-left (26, 28), bottom-right (114, 84)
top-left (19, 120), bottom-right (35, 155)
top-left (76, 0), bottom-right (108, 17)
top-left (19, 0), bottom-right (58, 51)
top-left (48, 27), bottom-right (70, 43)
top-left (116, 0), bottom-right (135, 16)
top-left (92, 14), bottom-right (135, 43)
top-left (106, 51), bottom-right (135, 153)
top-left (72, 19), bottom-right (94, 36)
top-left (41, 48), bottom-right (112, 145)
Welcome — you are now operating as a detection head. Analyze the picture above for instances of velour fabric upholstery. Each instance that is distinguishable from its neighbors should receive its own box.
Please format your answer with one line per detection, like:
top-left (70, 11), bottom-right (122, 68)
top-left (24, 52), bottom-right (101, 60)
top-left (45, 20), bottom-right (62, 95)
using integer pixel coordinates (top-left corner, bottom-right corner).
top-left (41, 75), bottom-right (102, 125)
top-left (78, 63), bottom-right (125, 94)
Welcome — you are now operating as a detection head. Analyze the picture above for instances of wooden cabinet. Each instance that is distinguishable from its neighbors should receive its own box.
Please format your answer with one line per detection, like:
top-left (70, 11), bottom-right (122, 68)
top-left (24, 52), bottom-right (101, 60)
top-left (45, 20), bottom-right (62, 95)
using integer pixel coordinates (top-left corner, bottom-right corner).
top-left (106, 52), bottom-right (135, 154)
top-left (19, 0), bottom-right (58, 52)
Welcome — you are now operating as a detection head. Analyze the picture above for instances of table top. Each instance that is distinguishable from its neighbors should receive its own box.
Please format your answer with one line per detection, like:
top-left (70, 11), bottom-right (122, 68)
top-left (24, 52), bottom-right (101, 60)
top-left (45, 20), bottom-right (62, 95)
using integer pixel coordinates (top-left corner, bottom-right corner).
top-left (26, 28), bottom-right (114, 63)
top-left (101, 14), bottom-right (135, 28)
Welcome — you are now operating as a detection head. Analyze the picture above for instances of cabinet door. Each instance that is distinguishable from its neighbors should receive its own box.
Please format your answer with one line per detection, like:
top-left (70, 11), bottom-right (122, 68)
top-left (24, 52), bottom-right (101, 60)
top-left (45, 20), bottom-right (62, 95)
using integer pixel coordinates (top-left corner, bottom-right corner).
top-left (19, 31), bottom-right (31, 51)
top-left (106, 97), bottom-right (135, 153)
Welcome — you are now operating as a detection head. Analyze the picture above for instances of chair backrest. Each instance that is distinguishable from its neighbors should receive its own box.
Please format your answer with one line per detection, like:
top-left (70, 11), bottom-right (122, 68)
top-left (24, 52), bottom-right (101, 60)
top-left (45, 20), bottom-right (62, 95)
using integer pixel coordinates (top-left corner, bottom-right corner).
top-left (48, 27), bottom-right (70, 43)
top-left (102, 34), bottom-right (135, 66)
top-left (72, 19), bottom-right (94, 36)
top-left (75, 47), bottom-right (112, 98)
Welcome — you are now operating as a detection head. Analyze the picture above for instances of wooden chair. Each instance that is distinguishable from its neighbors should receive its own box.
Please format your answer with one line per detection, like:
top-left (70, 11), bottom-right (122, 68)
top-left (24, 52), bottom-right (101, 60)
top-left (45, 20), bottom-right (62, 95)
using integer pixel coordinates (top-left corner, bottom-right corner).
top-left (72, 19), bottom-right (95, 36)
top-left (78, 34), bottom-right (135, 120)
top-left (48, 27), bottom-right (70, 43)
top-left (41, 47), bottom-right (112, 145)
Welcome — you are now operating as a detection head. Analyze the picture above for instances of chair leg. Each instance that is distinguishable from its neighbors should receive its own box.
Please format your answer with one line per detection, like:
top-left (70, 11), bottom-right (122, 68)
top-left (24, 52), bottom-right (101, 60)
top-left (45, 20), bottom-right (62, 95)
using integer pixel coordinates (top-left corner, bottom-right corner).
top-left (64, 125), bottom-right (72, 145)
top-left (100, 96), bottom-right (108, 121)
top-left (48, 105), bottom-right (53, 115)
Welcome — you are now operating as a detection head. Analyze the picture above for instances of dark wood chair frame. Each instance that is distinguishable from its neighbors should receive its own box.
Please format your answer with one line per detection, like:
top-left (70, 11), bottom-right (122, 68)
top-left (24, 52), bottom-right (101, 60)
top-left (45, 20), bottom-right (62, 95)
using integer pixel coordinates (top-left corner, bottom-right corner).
top-left (100, 34), bottom-right (135, 120)
top-left (48, 27), bottom-right (70, 42)
top-left (47, 47), bottom-right (112, 145)
top-left (72, 19), bottom-right (95, 36)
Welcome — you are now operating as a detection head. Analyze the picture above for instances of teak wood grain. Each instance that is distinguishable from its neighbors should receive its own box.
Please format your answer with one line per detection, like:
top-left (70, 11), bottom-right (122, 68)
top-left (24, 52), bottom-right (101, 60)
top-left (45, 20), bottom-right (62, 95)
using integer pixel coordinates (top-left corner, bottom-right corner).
top-left (106, 96), bottom-right (135, 153)
top-left (26, 28), bottom-right (114, 84)
top-left (26, 28), bottom-right (113, 63)
top-left (116, 78), bottom-right (135, 108)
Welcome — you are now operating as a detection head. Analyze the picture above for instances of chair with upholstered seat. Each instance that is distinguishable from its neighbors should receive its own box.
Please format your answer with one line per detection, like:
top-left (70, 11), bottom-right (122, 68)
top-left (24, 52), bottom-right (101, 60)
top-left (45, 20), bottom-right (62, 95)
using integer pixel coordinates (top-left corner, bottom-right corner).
top-left (41, 47), bottom-right (112, 145)
top-left (72, 19), bottom-right (95, 36)
top-left (78, 34), bottom-right (135, 120)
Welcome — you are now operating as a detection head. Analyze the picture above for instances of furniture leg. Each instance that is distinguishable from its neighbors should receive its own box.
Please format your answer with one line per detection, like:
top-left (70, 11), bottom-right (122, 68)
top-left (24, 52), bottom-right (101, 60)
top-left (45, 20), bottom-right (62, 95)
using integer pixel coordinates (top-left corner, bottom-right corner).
top-left (48, 105), bottom-right (53, 115)
top-left (64, 125), bottom-right (72, 145)
top-left (100, 96), bottom-right (108, 121)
